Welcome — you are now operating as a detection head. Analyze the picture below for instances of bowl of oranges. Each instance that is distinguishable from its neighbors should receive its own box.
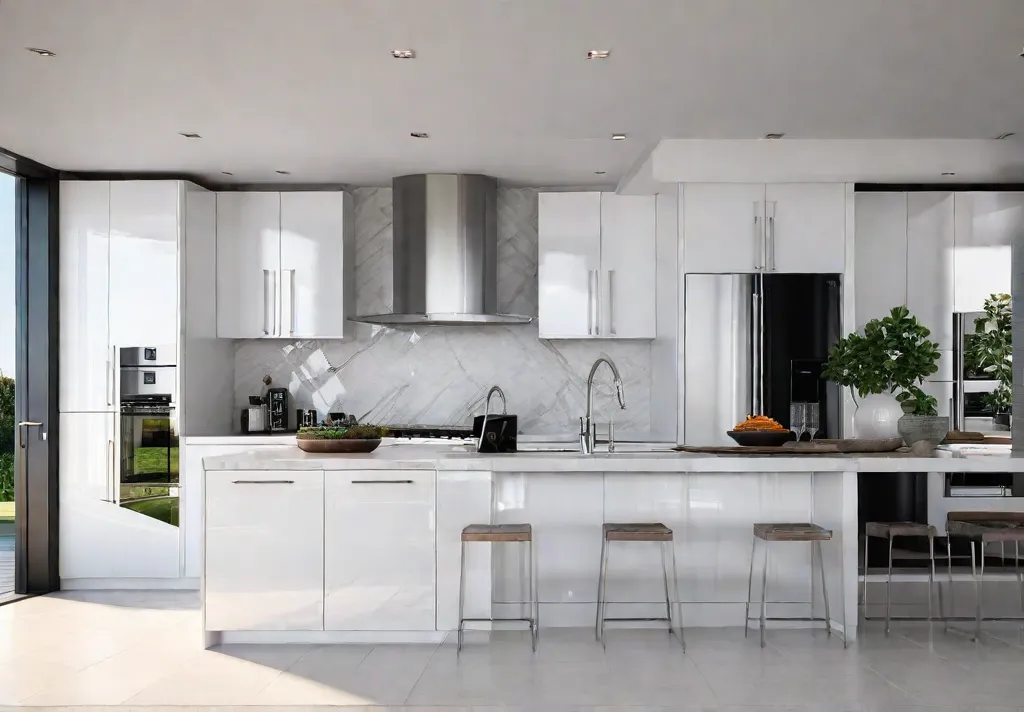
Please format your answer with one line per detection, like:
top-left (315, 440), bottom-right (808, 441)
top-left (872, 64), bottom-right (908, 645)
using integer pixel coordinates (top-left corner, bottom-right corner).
top-left (727, 415), bottom-right (795, 447)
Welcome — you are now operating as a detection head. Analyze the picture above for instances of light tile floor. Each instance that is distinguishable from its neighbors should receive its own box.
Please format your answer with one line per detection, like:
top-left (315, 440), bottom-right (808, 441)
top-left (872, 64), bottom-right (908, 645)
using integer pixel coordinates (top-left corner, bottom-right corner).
top-left (3, 591), bottom-right (1024, 710)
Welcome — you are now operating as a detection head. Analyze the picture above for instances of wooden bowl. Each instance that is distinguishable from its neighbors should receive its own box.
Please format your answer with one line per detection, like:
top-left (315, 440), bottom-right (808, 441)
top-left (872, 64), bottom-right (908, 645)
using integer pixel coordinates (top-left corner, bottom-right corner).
top-left (296, 438), bottom-right (381, 454)
top-left (726, 430), bottom-right (795, 447)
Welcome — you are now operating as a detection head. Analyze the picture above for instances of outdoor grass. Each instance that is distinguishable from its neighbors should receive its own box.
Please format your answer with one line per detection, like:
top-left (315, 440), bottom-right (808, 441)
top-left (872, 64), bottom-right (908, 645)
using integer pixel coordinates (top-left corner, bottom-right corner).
top-left (133, 446), bottom-right (179, 475)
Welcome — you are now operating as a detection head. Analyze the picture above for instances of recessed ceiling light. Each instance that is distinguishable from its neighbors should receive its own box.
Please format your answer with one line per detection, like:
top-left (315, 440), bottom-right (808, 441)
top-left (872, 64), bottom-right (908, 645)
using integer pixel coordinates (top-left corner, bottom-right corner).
top-left (610, 134), bottom-right (627, 141)
top-left (275, 170), bottom-right (291, 175)
top-left (26, 47), bottom-right (55, 57)
top-left (178, 132), bottom-right (202, 139)
top-left (587, 50), bottom-right (611, 59)
top-left (595, 171), bottom-right (607, 175)
top-left (942, 172), bottom-right (956, 176)
top-left (995, 132), bottom-right (1016, 140)
top-left (221, 171), bottom-right (234, 176)
top-left (764, 133), bottom-right (785, 140)
top-left (391, 49), bottom-right (416, 59)
top-left (410, 132), bottom-right (429, 139)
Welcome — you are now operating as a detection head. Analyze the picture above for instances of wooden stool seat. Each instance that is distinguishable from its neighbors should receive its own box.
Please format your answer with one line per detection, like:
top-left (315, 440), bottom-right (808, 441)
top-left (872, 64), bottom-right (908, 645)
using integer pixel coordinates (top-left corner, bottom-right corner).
top-left (865, 521), bottom-right (937, 538)
top-left (603, 522), bottom-right (673, 542)
top-left (753, 522), bottom-right (832, 542)
top-left (461, 523), bottom-right (532, 542)
top-left (947, 512), bottom-right (1024, 542)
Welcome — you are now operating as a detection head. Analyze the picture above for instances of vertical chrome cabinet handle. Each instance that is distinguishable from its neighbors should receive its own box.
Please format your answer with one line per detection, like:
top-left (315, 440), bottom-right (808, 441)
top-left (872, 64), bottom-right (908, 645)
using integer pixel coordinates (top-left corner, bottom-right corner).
top-left (108, 439), bottom-right (115, 502)
top-left (592, 270), bottom-right (600, 336)
top-left (272, 270), bottom-right (279, 336)
top-left (586, 270), bottom-right (594, 335)
top-left (766, 201), bottom-right (777, 272)
top-left (289, 269), bottom-right (297, 335)
top-left (266, 270), bottom-right (274, 336)
top-left (607, 270), bottom-right (616, 336)
top-left (753, 201), bottom-right (763, 270)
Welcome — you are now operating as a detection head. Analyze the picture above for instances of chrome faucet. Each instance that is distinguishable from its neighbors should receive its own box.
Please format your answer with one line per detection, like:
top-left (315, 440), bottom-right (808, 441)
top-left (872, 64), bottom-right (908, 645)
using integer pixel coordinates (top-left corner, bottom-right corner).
top-left (477, 385), bottom-right (507, 451)
top-left (580, 357), bottom-right (626, 454)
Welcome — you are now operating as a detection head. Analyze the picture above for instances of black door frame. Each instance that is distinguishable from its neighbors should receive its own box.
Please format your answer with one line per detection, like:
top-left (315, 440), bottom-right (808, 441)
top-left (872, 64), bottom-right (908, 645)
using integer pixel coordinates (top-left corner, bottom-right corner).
top-left (2, 149), bottom-right (60, 596)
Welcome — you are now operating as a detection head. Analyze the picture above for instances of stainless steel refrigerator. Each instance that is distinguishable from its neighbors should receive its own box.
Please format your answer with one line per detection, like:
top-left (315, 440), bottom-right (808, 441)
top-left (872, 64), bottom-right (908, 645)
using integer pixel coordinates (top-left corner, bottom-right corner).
top-left (683, 273), bottom-right (842, 446)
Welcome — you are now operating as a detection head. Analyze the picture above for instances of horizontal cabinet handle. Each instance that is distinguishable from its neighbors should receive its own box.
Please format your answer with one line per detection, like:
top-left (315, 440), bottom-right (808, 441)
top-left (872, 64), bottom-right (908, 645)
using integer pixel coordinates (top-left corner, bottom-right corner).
top-left (350, 479), bottom-right (415, 484)
top-left (231, 479), bottom-right (295, 485)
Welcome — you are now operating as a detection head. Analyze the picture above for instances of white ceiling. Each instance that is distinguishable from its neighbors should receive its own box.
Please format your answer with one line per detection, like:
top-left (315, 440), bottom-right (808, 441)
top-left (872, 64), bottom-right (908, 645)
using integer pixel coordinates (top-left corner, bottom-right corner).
top-left (1, 0), bottom-right (1023, 186)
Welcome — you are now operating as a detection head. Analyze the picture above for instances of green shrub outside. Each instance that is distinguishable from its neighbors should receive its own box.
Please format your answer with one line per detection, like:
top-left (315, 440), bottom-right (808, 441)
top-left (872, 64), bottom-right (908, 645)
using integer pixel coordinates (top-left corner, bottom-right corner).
top-left (0, 373), bottom-right (14, 502)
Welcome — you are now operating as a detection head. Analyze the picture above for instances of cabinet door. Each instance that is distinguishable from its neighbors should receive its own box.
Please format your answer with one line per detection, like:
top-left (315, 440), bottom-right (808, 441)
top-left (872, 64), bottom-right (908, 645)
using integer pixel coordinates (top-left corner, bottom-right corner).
top-left (59, 181), bottom-right (112, 412)
top-left (324, 470), bottom-right (435, 631)
top-left (953, 192), bottom-right (1024, 312)
top-left (765, 183), bottom-right (846, 273)
top-left (681, 183), bottom-right (764, 273)
top-left (907, 192), bottom-right (954, 350)
top-left (280, 192), bottom-right (351, 339)
top-left (109, 181), bottom-right (180, 348)
top-left (216, 192), bottom-right (281, 338)
top-left (599, 193), bottom-right (656, 338)
top-left (205, 469), bottom-right (324, 631)
top-left (538, 192), bottom-right (602, 338)
top-left (854, 193), bottom-right (908, 331)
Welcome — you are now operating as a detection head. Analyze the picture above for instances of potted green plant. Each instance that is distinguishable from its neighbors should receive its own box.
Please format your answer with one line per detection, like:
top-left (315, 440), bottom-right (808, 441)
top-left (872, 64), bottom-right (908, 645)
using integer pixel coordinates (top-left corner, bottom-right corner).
top-left (823, 306), bottom-right (943, 443)
top-left (965, 293), bottom-right (1012, 430)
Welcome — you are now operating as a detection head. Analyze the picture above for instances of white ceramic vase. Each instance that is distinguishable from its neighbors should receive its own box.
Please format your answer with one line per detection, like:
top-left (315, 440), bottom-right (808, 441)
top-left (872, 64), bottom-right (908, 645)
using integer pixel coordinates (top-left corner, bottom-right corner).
top-left (854, 392), bottom-right (904, 439)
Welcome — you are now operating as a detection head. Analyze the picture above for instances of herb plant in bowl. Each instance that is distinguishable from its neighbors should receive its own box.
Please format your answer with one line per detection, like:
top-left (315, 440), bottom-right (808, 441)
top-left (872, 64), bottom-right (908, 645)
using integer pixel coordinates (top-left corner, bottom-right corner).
top-left (296, 423), bottom-right (389, 453)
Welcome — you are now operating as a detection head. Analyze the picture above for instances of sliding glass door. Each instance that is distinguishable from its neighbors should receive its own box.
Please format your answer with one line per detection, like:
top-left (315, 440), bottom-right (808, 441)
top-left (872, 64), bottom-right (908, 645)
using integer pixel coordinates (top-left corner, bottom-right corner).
top-left (0, 171), bottom-right (15, 600)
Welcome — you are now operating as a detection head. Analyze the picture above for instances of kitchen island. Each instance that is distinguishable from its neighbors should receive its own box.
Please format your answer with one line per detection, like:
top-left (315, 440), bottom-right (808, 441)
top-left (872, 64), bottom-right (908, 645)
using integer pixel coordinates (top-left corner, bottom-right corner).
top-left (200, 441), bottom-right (1024, 646)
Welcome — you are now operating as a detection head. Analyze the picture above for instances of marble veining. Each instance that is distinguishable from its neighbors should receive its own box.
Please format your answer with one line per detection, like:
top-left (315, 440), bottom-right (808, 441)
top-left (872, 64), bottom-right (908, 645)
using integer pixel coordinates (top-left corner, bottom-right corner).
top-left (235, 187), bottom-right (653, 437)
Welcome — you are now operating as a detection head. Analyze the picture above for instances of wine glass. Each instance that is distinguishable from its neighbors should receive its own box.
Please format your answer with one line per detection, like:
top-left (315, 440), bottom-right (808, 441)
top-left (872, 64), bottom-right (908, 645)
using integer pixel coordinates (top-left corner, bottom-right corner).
top-left (806, 403), bottom-right (820, 440)
top-left (789, 403), bottom-right (807, 441)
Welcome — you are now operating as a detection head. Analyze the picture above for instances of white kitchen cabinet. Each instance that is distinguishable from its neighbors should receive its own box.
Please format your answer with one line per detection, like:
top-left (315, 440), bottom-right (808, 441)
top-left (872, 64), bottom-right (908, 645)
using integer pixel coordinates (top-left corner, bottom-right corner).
top-left (682, 183), bottom-right (847, 274)
top-left (205, 469), bottom-right (325, 631)
top-left (109, 182), bottom-right (180, 348)
top-left (538, 192), bottom-right (655, 339)
top-left (599, 194), bottom-right (657, 338)
top-left (538, 192), bottom-right (602, 338)
top-left (324, 470), bottom-right (436, 631)
top-left (854, 193), bottom-right (908, 331)
top-left (59, 181), bottom-right (112, 412)
top-left (765, 183), bottom-right (847, 273)
top-left (907, 192), bottom-right (955, 350)
top-left (953, 192), bottom-right (1024, 313)
top-left (280, 192), bottom-right (353, 338)
top-left (216, 192), bottom-right (281, 338)
top-left (682, 183), bottom-right (764, 273)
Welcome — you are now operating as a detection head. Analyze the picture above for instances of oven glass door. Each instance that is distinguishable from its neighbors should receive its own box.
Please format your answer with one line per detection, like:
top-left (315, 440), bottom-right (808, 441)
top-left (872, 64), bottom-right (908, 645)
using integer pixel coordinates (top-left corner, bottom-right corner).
top-left (119, 408), bottom-right (179, 526)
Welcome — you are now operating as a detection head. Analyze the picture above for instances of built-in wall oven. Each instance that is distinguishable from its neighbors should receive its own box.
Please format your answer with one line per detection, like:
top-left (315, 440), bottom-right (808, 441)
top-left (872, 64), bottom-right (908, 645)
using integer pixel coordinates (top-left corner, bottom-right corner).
top-left (119, 345), bottom-right (178, 527)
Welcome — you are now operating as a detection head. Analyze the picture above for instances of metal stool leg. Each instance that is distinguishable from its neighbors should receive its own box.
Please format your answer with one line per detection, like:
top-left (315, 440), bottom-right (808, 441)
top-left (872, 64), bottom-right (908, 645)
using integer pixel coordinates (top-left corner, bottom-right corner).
top-left (885, 534), bottom-right (894, 635)
top-left (816, 540), bottom-right (832, 637)
top-left (840, 540), bottom-right (848, 649)
top-left (660, 540), bottom-right (673, 638)
top-left (759, 540), bottom-right (770, 648)
top-left (745, 536), bottom-right (757, 638)
top-left (595, 536), bottom-right (607, 641)
top-left (670, 537), bottom-right (685, 651)
top-left (861, 534), bottom-right (869, 610)
top-left (929, 533), bottom-right (941, 624)
top-left (974, 540), bottom-right (984, 642)
top-left (1017, 541), bottom-right (1023, 614)
top-left (946, 535), bottom-right (954, 633)
top-left (457, 539), bottom-right (467, 654)
top-left (598, 539), bottom-right (611, 647)
top-left (528, 538), bottom-right (537, 652)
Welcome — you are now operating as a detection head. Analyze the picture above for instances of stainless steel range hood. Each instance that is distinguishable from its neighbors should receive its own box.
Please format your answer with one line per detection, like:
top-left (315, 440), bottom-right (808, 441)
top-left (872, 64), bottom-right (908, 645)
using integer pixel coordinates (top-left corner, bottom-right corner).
top-left (352, 174), bottom-right (533, 326)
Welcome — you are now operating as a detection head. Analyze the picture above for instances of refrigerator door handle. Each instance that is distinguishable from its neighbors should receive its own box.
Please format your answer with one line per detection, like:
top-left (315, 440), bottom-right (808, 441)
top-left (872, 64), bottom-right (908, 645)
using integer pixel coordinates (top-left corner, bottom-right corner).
top-left (751, 286), bottom-right (760, 415)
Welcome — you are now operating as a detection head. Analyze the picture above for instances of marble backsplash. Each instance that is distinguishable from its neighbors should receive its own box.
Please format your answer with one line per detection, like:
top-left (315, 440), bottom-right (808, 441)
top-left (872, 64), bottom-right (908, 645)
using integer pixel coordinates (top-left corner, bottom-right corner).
top-left (235, 187), bottom-right (653, 438)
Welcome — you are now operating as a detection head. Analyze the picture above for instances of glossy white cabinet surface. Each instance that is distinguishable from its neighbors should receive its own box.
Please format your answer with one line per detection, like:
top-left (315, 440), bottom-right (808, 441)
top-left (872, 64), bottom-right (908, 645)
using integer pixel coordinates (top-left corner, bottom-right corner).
top-left (216, 192), bottom-right (281, 338)
top-left (59, 181), bottom-right (112, 412)
top-left (538, 192), bottom-right (602, 337)
top-left (280, 192), bottom-right (352, 339)
top-left (109, 181), bottom-right (180, 348)
top-left (682, 183), bottom-right (764, 273)
top-left (205, 469), bottom-right (325, 631)
top-left (907, 192), bottom-right (955, 350)
top-left (766, 183), bottom-right (846, 273)
top-left (854, 193), bottom-right (908, 330)
top-left (600, 194), bottom-right (657, 338)
top-left (953, 192), bottom-right (1024, 312)
top-left (324, 470), bottom-right (435, 631)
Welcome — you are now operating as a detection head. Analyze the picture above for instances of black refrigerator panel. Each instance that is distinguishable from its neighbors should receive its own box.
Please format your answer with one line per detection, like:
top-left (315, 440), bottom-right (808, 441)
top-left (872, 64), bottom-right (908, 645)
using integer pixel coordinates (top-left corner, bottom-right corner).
top-left (762, 274), bottom-right (842, 437)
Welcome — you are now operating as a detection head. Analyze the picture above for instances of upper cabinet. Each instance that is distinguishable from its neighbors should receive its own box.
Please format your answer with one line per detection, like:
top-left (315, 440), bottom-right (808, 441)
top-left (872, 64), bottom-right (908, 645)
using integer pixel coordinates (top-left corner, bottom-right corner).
top-left (682, 183), bottom-right (847, 273)
top-left (906, 192), bottom-right (954, 350)
top-left (60, 180), bottom-right (185, 413)
top-left (537, 192), bottom-right (656, 339)
top-left (854, 192), bottom-right (908, 332)
top-left (216, 191), bottom-right (353, 339)
top-left (952, 192), bottom-right (1024, 313)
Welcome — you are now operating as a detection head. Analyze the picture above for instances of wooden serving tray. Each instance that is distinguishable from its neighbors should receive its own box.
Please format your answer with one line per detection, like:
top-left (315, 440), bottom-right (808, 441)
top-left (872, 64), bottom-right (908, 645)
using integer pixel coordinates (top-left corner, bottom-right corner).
top-left (675, 437), bottom-right (904, 455)
top-left (943, 431), bottom-right (1011, 445)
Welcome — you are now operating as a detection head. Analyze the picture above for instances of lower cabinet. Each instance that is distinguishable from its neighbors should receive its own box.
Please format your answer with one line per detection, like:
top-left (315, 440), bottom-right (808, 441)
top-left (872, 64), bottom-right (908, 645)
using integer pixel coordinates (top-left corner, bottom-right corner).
top-left (324, 470), bottom-right (436, 630)
top-left (205, 469), bottom-right (325, 631)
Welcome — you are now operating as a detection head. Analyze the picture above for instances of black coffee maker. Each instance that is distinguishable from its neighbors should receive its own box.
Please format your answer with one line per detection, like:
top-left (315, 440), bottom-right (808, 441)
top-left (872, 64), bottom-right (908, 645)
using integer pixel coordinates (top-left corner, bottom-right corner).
top-left (267, 388), bottom-right (289, 432)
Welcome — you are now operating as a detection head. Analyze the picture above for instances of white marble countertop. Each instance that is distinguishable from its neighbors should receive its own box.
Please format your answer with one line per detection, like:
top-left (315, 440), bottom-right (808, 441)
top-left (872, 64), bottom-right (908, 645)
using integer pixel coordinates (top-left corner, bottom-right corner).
top-left (201, 440), bottom-right (1024, 473)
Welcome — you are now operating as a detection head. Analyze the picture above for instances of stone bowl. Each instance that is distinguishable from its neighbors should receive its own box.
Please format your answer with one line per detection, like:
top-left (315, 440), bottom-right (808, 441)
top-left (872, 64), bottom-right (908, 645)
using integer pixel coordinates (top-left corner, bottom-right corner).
top-left (897, 415), bottom-right (950, 454)
top-left (296, 438), bottom-right (381, 454)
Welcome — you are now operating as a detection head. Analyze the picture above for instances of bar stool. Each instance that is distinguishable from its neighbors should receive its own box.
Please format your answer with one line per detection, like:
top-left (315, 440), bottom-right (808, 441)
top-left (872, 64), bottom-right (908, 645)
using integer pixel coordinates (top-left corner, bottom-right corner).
top-left (862, 521), bottom-right (942, 633)
top-left (946, 512), bottom-right (1024, 641)
top-left (595, 522), bottom-right (684, 650)
top-left (457, 523), bottom-right (537, 653)
top-left (745, 522), bottom-right (847, 648)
